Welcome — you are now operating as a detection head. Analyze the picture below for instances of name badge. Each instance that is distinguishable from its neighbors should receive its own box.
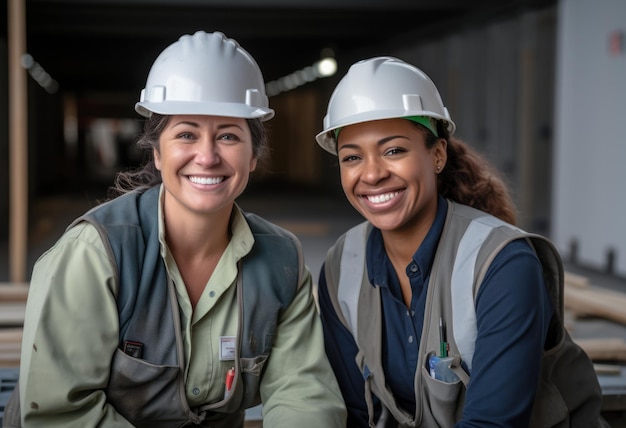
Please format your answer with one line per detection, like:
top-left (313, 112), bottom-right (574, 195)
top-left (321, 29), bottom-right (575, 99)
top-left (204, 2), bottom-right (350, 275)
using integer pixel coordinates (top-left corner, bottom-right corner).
top-left (219, 336), bottom-right (236, 361)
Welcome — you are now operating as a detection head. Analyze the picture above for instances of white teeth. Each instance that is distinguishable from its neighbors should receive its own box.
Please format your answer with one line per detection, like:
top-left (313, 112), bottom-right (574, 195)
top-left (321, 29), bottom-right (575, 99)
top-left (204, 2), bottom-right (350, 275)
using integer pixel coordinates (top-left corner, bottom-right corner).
top-left (189, 176), bottom-right (224, 185)
top-left (367, 192), bottom-right (399, 204)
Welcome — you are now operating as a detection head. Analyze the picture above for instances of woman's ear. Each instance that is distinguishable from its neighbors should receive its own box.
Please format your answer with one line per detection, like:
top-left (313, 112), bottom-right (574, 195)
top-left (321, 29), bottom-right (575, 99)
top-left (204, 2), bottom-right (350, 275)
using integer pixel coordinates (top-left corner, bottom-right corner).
top-left (153, 148), bottom-right (162, 171)
top-left (434, 138), bottom-right (447, 172)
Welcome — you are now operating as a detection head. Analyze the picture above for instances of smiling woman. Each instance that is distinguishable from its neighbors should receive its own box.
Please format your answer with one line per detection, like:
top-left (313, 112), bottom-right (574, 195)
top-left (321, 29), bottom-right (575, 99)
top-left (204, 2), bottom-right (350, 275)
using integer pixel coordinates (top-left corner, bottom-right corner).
top-left (3, 30), bottom-right (346, 428)
top-left (314, 56), bottom-right (607, 428)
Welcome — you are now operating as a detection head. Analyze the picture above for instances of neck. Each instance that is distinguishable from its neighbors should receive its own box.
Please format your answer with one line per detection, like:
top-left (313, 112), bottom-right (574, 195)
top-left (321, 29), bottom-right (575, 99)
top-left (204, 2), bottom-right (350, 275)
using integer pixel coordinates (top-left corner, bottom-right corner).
top-left (164, 205), bottom-right (233, 260)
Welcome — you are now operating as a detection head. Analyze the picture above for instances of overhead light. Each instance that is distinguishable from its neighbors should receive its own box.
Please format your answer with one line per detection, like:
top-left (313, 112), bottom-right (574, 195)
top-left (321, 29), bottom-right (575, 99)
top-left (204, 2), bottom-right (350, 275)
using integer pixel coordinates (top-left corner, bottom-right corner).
top-left (21, 53), bottom-right (58, 94)
top-left (315, 57), bottom-right (337, 77)
top-left (266, 49), bottom-right (337, 97)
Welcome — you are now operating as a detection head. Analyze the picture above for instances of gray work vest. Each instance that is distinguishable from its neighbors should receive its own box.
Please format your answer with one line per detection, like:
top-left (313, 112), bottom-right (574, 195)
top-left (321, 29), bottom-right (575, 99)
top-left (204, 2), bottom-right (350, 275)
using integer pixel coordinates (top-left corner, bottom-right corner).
top-left (4, 186), bottom-right (301, 428)
top-left (324, 201), bottom-right (604, 428)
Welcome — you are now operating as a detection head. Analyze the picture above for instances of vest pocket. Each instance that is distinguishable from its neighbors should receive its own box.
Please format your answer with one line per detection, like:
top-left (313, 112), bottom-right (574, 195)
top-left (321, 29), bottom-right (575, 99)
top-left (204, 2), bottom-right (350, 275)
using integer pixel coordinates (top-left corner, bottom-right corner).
top-left (240, 354), bottom-right (269, 376)
top-left (421, 351), bottom-right (464, 427)
top-left (106, 348), bottom-right (188, 427)
top-left (238, 355), bottom-right (269, 408)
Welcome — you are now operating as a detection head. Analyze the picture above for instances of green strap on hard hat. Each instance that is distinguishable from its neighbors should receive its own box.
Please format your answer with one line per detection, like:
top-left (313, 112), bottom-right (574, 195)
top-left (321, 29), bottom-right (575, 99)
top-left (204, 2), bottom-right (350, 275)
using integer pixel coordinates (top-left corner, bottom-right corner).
top-left (404, 116), bottom-right (438, 137)
top-left (334, 115), bottom-right (438, 140)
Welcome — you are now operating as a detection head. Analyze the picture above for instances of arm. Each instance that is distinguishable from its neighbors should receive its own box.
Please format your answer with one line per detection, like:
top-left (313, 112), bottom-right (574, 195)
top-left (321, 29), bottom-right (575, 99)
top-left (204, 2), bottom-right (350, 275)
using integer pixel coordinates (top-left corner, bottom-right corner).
top-left (259, 265), bottom-right (347, 427)
top-left (19, 223), bottom-right (134, 427)
top-left (317, 263), bottom-right (379, 427)
top-left (456, 239), bottom-right (553, 428)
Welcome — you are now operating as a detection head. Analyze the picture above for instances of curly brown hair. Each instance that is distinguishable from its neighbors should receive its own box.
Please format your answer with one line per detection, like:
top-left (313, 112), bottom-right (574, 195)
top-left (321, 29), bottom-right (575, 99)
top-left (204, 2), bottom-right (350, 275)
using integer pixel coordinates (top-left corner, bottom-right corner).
top-left (423, 121), bottom-right (518, 225)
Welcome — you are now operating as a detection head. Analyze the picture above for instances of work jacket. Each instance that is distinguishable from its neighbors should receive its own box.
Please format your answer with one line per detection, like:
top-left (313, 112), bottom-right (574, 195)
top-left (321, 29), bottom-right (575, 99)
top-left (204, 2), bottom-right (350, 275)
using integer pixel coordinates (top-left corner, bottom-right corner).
top-left (4, 186), bottom-right (302, 427)
top-left (323, 200), bottom-right (604, 427)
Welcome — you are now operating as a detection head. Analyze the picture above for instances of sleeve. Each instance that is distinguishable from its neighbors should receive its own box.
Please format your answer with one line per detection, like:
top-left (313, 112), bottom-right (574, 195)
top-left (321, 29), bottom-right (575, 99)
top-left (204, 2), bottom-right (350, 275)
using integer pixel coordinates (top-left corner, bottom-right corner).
top-left (455, 239), bottom-right (554, 428)
top-left (18, 223), bottom-right (134, 427)
top-left (259, 263), bottom-right (347, 428)
top-left (317, 263), bottom-right (380, 427)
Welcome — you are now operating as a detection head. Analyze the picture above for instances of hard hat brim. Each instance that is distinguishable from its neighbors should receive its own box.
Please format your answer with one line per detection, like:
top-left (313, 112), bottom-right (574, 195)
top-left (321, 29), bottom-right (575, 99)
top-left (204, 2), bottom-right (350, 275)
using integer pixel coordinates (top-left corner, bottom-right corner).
top-left (135, 101), bottom-right (275, 122)
top-left (315, 110), bottom-right (455, 155)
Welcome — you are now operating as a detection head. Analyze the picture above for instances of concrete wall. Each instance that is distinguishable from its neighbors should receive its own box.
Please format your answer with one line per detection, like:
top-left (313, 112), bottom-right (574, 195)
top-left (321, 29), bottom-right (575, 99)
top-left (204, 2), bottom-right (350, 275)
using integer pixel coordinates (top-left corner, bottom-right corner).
top-left (387, 7), bottom-right (558, 234)
top-left (552, 0), bottom-right (626, 276)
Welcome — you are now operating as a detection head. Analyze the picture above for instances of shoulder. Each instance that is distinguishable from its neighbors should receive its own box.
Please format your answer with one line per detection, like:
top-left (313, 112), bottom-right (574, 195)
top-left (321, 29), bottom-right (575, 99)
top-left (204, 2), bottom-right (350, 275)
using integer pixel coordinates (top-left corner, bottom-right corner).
top-left (54, 221), bottom-right (107, 252)
top-left (32, 221), bottom-right (112, 284)
top-left (322, 220), bottom-right (371, 294)
top-left (240, 211), bottom-right (306, 274)
top-left (243, 211), bottom-right (298, 241)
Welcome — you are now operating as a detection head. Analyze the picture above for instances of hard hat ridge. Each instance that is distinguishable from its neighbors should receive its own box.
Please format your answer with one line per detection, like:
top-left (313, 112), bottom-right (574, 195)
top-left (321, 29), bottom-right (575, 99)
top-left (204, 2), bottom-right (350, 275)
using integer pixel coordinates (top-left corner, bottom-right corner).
top-left (135, 30), bottom-right (274, 121)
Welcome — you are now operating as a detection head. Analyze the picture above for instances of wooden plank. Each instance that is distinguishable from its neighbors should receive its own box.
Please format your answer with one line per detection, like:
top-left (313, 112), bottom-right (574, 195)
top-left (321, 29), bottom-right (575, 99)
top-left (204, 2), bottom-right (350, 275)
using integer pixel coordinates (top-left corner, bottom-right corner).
top-left (564, 271), bottom-right (590, 289)
top-left (0, 352), bottom-right (21, 368)
top-left (575, 338), bottom-right (626, 362)
top-left (0, 343), bottom-right (21, 353)
top-left (8, 0), bottom-right (29, 282)
top-left (0, 303), bottom-right (26, 327)
top-left (0, 283), bottom-right (29, 302)
top-left (594, 363), bottom-right (623, 375)
top-left (564, 284), bottom-right (626, 325)
top-left (0, 328), bottom-right (22, 343)
top-left (0, 328), bottom-right (22, 369)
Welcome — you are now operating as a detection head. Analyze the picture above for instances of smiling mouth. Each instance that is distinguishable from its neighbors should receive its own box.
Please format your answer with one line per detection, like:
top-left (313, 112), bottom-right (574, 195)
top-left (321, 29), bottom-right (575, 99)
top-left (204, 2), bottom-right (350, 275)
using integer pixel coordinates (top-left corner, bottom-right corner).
top-left (189, 176), bottom-right (225, 185)
top-left (364, 191), bottom-right (401, 204)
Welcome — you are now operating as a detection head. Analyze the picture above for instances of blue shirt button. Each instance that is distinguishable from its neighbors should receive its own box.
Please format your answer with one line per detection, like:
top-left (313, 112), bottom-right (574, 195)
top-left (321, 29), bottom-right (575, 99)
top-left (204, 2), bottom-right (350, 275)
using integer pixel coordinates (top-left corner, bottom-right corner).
top-left (209, 291), bottom-right (215, 298)
top-left (409, 264), bottom-right (418, 273)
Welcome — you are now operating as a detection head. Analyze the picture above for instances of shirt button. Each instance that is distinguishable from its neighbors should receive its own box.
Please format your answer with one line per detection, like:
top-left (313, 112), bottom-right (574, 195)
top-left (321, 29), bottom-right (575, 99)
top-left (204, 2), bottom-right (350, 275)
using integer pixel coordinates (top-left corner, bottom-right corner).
top-left (192, 387), bottom-right (200, 395)
top-left (411, 311), bottom-right (415, 317)
top-left (408, 335), bottom-right (414, 343)
top-left (209, 291), bottom-right (215, 298)
top-left (409, 264), bottom-right (418, 273)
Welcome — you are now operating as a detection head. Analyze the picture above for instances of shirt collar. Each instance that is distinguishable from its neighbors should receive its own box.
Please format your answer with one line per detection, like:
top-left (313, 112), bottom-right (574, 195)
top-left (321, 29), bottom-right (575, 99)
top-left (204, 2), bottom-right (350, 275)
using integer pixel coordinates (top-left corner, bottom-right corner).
top-left (366, 196), bottom-right (448, 287)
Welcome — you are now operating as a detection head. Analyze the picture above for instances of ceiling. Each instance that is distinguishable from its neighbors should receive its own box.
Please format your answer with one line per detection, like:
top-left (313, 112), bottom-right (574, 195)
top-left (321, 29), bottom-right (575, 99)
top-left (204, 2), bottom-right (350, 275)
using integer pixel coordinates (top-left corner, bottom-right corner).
top-left (8, 0), bottom-right (555, 99)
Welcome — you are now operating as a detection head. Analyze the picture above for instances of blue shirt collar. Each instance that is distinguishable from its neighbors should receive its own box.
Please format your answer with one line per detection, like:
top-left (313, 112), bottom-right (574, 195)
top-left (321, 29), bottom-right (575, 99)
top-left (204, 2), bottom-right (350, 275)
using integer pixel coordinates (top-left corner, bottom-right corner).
top-left (366, 196), bottom-right (448, 288)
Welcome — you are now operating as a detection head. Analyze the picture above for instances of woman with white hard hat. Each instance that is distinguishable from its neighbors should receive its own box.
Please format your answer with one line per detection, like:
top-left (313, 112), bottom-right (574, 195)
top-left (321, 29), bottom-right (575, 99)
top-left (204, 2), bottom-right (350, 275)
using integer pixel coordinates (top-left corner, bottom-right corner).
top-left (5, 31), bottom-right (346, 428)
top-left (315, 56), bottom-right (606, 427)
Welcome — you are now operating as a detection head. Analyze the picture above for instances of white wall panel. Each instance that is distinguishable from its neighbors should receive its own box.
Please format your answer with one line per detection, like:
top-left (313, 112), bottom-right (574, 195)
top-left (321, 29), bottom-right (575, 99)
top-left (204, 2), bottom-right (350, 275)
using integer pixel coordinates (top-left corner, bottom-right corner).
top-left (553, 0), bottom-right (626, 275)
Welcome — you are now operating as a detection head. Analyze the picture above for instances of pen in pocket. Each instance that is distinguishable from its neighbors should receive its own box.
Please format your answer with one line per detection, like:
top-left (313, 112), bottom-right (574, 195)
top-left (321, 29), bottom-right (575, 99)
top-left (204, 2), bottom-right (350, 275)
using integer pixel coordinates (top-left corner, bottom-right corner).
top-left (224, 367), bottom-right (235, 399)
top-left (439, 316), bottom-right (448, 357)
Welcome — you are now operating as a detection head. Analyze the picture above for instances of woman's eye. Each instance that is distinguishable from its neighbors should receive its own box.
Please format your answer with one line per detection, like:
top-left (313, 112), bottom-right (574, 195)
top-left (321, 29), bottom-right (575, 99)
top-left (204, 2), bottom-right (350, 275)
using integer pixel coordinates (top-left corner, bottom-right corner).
top-left (218, 133), bottom-right (242, 142)
top-left (177, 132), bottom-right (195, 140)
top-left (385, 147), bottom-right (406, 156)
top-left (340, 154), bottom-right (360, 163)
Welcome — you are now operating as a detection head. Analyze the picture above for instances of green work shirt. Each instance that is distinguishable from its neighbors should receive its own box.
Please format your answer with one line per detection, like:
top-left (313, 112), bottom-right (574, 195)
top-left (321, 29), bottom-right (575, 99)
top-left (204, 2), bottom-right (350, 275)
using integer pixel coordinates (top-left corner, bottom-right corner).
top-left (18, 186), bottom-right (346, 427)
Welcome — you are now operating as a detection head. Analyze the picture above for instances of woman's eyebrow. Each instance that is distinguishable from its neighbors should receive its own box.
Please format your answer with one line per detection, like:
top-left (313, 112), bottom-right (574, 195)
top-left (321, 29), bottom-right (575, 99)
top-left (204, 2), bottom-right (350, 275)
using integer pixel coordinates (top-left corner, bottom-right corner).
top-left (337, 135), bottom-right (408, 152)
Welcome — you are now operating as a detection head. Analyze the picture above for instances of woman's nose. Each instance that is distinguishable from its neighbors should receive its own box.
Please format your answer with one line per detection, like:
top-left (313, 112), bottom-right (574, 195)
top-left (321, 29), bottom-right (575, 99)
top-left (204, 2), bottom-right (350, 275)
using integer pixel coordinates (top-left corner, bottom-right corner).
top-left (195, 139), bottom-right (220, 166)
top-left (361, 158), bottom-right (389, 184)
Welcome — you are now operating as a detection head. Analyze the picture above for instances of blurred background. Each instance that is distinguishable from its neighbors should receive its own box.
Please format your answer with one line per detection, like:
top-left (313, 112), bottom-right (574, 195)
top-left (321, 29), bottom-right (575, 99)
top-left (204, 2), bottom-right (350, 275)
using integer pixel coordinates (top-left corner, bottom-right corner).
top-left (0, 0), bottom-right (625, 285)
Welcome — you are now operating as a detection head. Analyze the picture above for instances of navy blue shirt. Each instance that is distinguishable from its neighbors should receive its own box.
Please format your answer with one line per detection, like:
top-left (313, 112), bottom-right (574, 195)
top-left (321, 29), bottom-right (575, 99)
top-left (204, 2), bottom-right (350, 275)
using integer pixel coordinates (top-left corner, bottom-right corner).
top-left (318, 197), bottom-right (553, 427)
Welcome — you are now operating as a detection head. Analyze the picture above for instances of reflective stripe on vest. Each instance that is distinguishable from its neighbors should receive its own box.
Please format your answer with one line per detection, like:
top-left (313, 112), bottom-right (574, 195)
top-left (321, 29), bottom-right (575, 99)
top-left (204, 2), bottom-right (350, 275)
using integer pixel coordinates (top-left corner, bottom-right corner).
top-left (337, 215), bottom-right (523, 371)
top-left (338, 222), bottom-right (369, 339)
top-left (451, 215), bottom-right (521, 370)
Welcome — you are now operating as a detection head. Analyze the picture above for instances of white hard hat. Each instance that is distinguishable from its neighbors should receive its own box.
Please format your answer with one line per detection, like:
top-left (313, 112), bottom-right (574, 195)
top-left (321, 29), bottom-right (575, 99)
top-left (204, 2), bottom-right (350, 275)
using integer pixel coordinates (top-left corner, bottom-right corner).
top-left (135, 31), bottom-right (274, 121)
top-left (315, 56), bottom-right (455, 154)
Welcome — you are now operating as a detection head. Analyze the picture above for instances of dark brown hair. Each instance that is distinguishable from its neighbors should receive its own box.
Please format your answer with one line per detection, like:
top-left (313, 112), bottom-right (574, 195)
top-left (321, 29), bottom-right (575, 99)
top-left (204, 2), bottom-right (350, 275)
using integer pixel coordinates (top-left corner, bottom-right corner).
top-left (108, 113), bottom-right (268, 199)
